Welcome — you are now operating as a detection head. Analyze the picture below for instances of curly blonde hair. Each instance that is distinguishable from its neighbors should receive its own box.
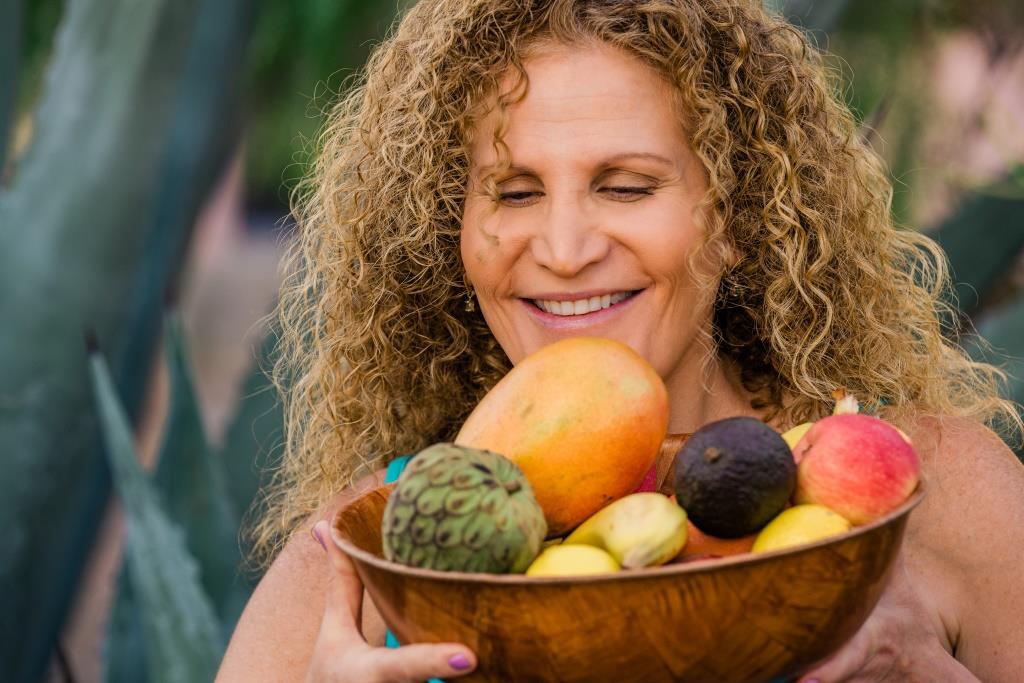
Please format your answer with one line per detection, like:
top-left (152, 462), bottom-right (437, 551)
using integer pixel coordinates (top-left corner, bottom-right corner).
top-left (252, 0), bottom-right (1018, 564)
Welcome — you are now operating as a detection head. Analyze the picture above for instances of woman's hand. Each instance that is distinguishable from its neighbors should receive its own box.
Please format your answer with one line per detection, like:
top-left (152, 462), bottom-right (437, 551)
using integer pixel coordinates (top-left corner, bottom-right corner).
top-left (797, 553), bottom-right (977, 683)
top-left (306, 520), bottom-right (477, 683)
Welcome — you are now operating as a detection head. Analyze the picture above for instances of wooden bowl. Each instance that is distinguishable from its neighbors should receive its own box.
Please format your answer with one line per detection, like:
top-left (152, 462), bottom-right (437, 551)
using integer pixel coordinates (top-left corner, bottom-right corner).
top-left (332, 482), bottom-right (924, 683)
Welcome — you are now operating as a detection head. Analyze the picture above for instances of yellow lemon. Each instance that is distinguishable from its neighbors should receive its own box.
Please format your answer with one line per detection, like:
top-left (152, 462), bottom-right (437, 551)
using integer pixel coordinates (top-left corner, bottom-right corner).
top-left (752, 505), bottom-right (852, 553)
top-left (781, 422), bottom-right (813, 451)
top-left (525, 544), bottom-right (620, 577)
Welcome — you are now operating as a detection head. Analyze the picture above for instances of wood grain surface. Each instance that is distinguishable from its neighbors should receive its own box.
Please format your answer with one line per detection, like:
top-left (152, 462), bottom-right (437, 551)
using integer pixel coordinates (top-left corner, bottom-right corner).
top-left (333, 477), bottom-right (923, 683)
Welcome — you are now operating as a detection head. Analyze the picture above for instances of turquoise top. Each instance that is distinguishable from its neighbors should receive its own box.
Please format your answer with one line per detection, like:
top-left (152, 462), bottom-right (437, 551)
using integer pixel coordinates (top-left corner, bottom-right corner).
top-left (383, 455), bottom-right (445, 683)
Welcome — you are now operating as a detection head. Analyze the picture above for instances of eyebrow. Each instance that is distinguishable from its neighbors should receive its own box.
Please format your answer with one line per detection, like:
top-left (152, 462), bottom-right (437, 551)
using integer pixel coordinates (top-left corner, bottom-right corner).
top-left (596, 152), bottom-right (677, 170)
top-left (473, 151), bottom-right (678, 179)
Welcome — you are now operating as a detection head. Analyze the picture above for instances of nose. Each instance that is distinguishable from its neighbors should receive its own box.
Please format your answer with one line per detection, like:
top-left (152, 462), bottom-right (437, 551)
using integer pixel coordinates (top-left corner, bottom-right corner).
top-left (529, 194), bottom-right (609, 278)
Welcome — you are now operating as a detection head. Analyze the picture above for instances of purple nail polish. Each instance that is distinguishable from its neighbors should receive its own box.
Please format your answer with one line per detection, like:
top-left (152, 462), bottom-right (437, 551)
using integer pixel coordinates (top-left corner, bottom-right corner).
top-left (448, 654), bottom-right (472, 671)
top-left (311, 526), bottom-right (326, 551)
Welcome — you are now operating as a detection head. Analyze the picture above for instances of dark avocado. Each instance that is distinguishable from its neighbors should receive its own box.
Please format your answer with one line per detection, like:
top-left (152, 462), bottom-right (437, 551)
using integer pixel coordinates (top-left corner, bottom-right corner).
top-left (673, 416), bottom-right (796, 538)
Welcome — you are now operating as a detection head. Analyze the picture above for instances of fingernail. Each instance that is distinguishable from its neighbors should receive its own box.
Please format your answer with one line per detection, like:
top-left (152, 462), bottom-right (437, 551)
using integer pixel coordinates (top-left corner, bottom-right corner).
top-left (448, 654), bottom-right (472, 671)
top-left (311, 525), bottom-right (326, 551)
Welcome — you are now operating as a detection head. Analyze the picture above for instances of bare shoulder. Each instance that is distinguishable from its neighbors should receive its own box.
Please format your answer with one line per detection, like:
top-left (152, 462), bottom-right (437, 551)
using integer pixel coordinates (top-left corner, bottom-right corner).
top-left (216, 470), bottom-right (388, 682)
top-left (898, 414), bottom-right (1021, 481)
top-left (895, 414), bottom-right (1024, 681)
top-left (898, 415), bottom-right (1024, 545)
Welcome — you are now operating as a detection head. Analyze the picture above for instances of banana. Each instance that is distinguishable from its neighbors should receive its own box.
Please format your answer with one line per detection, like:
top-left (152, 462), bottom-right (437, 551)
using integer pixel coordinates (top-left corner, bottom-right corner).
top-left (564, 493), bottom-right (688, 569)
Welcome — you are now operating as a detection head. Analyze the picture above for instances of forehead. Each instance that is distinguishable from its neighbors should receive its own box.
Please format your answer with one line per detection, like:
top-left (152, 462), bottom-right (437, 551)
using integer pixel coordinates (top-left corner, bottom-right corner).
top-left (468, 42), bottom-right (690, 169)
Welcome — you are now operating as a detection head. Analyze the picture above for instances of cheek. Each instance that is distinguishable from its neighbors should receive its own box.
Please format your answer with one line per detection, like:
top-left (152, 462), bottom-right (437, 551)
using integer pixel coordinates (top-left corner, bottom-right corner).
top-left (460, 202), bottom-right (505, 290)
top-left (622, 200), bottom-right (708, 283)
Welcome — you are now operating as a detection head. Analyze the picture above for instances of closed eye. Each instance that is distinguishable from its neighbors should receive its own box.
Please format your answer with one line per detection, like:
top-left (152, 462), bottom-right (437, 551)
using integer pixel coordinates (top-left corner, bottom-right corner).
top-left (600, 186), bottom-right (655, 201)
top-left (499, 191), bottom-right (544, 207)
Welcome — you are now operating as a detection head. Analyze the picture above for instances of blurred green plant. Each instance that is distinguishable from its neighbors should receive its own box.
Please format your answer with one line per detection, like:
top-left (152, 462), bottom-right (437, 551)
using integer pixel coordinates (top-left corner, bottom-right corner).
top-left (243, 0), bottom-right (413, 206)
top-left (0, 0), bottom-right (251, 680)
top-left (0, 0), bottom-right (21, 176)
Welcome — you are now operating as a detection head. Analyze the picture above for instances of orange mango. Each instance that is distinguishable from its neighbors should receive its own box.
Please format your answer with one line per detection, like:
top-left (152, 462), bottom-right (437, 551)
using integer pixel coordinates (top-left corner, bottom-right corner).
top-left (456, 337), bottom-right (669, 536)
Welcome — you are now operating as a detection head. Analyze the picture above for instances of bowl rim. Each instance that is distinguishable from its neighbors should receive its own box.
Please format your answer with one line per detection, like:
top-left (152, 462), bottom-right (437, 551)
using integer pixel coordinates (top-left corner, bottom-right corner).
top-left (331, 480), bottom-right (925, 585)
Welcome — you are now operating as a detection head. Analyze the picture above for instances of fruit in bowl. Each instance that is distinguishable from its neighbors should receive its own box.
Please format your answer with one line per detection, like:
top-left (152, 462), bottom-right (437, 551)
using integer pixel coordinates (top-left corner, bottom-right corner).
top-left (792, 413), bottom-right (920, 525)
top-left (673, 416), bottom-right (796, 538)
top-left (334, 340), bottom-right (925, 681)
top-left (456, 336), bottom-right (669, 536)
top-left (751, 504), bottom-right (853, 553)
top-left (561, 492), bottom-right (688, 569)
top-left (381, 443), bottom-right (547, 573)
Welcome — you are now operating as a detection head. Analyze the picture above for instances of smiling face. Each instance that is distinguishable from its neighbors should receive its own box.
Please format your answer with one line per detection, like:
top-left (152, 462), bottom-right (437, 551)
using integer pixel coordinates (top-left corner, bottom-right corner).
top-left (461, 41), bottom-right (725, 396)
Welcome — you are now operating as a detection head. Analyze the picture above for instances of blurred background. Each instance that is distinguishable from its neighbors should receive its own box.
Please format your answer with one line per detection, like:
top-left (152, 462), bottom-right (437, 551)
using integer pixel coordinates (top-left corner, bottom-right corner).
top-left (0, 0), bottom-right (1022, 681)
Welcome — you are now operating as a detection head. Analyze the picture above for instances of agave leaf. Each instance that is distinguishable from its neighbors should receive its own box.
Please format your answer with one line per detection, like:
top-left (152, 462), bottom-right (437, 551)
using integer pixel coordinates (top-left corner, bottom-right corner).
top-left (963, 297), bottom-right (1024, 463)
top-left (0, 0), bottom-right (20, 176)
top-left (0, 0), bottom-right (248, 678)
top-left (0, 0), bottom-right (195, 673)
top-left (932, 191), bottom-right (1024, 321)
top-left (105, 313), bottom-right (243, 681)
top-left (89, 346), bottom-right (223, 683)
top-left (102, 577), bottom-right (147, 683)
top-left (114, 0), bottom-right (252, 413)
top-left (155, 314), bottom-right (246, 625)
top-left (972, 300), bottom-right (1024, 402)
top-left (221, 328), bottom-right (284, 552)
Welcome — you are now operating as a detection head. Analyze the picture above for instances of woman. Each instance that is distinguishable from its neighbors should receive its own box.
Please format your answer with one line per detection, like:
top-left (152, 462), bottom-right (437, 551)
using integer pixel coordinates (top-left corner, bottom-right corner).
top-left (218, 1), bottom-right (1024, 681)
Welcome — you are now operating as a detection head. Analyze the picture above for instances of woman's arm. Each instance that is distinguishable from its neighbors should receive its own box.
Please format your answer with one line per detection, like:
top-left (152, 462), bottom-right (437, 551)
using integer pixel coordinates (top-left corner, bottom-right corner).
top-left (216, 472), bottom-right (389, 681)
top-left (217, 469), bottom-right (476, 682)
top-left (911, 417), bottom-right (1024, 681)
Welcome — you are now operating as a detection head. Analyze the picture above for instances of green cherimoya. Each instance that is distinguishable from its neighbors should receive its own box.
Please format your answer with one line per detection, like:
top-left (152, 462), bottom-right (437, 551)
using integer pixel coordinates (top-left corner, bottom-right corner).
top-left (382, 443), bottom-right (547, 573)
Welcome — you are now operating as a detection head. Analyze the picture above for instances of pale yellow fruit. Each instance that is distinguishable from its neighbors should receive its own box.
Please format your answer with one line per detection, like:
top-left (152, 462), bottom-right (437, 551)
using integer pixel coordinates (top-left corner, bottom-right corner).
top-left (781, 422), bottom-right (813, 451)
top-left (752, 504), bottom-right (852, 553)
top-left (525, 544), bottom-right (620, 577)
top-left (564, 492), bottom-right (687, 569)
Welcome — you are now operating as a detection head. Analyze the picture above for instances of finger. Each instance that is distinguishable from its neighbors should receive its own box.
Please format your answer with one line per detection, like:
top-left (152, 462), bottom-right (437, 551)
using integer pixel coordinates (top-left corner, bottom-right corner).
top-left (314, 519), bottom-right (364, 642)
top-left (364, 643), bottom-right (477, 682)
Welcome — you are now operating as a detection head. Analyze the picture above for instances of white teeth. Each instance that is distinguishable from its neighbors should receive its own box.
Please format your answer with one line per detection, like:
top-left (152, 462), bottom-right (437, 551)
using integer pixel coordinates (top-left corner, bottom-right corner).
top-left (533, 291), bottom-right (634, 317)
